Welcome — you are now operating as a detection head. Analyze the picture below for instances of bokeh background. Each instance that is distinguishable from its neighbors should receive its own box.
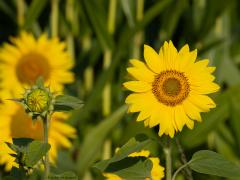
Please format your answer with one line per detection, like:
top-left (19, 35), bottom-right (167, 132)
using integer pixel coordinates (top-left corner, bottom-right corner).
top-left (0, 0), bottom-right (240, 179)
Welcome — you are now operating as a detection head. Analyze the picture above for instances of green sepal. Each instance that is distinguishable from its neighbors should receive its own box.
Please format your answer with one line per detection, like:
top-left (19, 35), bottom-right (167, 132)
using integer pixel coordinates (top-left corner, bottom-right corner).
top-left (54, 95), bottom-right (84, 112)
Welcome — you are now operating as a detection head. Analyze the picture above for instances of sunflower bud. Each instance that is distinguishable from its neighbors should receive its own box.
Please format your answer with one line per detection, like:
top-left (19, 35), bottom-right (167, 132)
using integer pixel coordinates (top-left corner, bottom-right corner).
top-left (21, 78), bottom-right (55, 120)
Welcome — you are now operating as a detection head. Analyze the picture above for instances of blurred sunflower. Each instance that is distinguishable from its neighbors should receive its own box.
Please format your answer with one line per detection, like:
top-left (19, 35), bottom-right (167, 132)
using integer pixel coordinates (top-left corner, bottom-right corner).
top-left (103, 150), bottom-right (164, 180)
top-left (124, 41), bottom-right (220, 137)
top-left (0, 93), bottom-right (76, 171)
top-left (0, 31), bottom-right (74, 96)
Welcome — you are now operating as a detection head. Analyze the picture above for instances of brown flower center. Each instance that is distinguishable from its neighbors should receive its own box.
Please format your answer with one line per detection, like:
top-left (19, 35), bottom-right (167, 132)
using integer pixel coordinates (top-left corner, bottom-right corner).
top-left (16, 53), bottom-right (50, 84)
top-left (152, 70), bottom-right (190, 106)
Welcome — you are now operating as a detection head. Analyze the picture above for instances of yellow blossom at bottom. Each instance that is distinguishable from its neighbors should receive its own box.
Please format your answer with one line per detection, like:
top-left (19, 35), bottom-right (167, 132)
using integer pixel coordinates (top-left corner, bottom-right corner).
top-left (103, 150), bottom-right (164, 180)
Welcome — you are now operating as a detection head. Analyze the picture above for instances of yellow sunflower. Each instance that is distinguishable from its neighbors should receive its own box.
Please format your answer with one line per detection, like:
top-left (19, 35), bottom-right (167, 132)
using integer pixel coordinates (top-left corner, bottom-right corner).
top-left (103, 150), bottom-right (164, 180)
top-left (123, 41), bottom-right (220, 137)
top-left (0, 92), bottom-right (76, 171)
top-left (0, 31), bottom-right (74, 96)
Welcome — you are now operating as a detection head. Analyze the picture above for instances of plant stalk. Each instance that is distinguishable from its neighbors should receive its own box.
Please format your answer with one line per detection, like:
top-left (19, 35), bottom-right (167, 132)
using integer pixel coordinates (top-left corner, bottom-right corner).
top-left (51, 0), bottom-right (59, 37)
top-left (164, 139), bottom-right (172, 180)
top-left (17, 0), bottom-right (25, 28)
top-left (133, 0), bottom-right (144, 58)
top-left (43, 115), bottom-right (50, 179)
top-left (102, 0), bottom-right (117, 116)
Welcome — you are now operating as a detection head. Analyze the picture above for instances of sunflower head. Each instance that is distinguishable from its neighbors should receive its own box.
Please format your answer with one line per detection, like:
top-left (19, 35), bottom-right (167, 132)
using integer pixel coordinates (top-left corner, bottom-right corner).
top-left (0, 31), bottom-right (74, 96)
top-left (124, 41), bottom-right (220, 137)
top-left (21, 78), bottom-right (54, 119)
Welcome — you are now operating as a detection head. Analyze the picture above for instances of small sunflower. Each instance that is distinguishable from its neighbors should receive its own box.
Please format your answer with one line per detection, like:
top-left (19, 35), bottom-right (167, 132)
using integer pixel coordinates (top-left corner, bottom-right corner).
top-left (0, 32), bottom-right (74, 96)
top-left (0, 93), bottom-right (76, 171)
top-left (124, 41), bottom-right (220, 137)
top-left (103, 150), bottom-right (164, 180)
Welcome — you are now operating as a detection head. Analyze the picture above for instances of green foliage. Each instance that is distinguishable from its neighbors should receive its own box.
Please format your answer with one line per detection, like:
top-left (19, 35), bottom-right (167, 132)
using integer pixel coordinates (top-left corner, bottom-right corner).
top-left (2, 0), bottom-right (240, 179)
top-left (76, 105), bottom-right (127, 177)
top-left (54, 95), bottom-right (84, 112)
top-left (94, 134), bottom-right (152, 179)
top-left (24, 0), bottom-right (48, 29)
top-left (6, 138), bottom-right (50, 169)
top-left (188, 150), bottom-right (240, 178)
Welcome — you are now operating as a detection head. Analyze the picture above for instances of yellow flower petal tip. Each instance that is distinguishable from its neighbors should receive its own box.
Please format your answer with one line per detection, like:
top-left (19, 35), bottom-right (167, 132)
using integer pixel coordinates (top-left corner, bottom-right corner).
top-left (124, 41), bottom-right (220, 137)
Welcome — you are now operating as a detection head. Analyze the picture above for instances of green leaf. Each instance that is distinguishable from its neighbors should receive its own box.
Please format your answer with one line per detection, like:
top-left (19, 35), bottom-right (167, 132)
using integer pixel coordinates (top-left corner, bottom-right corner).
top-left (0, 1), bottom-right (15, 21)
top-left (76, 105), bottom-right (127, 177)
top-left (230, 92), bottom-right (240, 151)
top-left (82, 0), bottom-right (114, 51)
top-left (13, 138), bottom-right (33, 147)
top-left (94, 134), bottom-right (152, 171)
top-left (25, 140), bottom-right (51, 167)
top-left (120, 0), bottom-right (135, 27)
top-left (35, 76), bottom-right (44, 88)
top-left (107, 158), bottom-right (152, 180)
top-left (54, 95), bottom-right (84, 112)
top-left (24, 0), bottom-right (48, 29)
top-left (189, 150), bottom-right (240, 178)
top-left (136, 0), bottom-right (173, 31)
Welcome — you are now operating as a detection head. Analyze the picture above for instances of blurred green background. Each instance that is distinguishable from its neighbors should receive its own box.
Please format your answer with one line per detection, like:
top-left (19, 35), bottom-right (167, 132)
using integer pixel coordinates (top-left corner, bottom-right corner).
top-left (1, 0), bottom-right (240, 179)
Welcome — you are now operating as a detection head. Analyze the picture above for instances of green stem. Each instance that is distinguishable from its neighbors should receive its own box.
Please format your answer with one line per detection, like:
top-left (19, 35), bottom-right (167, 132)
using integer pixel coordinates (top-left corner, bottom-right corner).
top-left (164, 139), bottom-right (172, 180)
top-left (17, 0), bottom-right (25, 28)
top-left (43, 115), bottom-right (50, 179)
top-left (172, 162), bottom-right (191, 180)
top-left (51, 0), bottom-right (59, 37)
top-left (133, 0), bottom-right (144, 58)
top-left (102, 0), bottom-right (117, 116)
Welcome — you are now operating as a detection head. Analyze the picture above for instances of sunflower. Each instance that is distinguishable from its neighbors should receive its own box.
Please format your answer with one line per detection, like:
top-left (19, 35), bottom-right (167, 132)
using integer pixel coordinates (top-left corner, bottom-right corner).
top-left (103, 150), bottom-right (164, 180)
top-left (124, 41), bottom-right (220, 137)
top-left (0, 31), bottom-right (74, 96)
top-left (0, 93), bottom-right (76, 171)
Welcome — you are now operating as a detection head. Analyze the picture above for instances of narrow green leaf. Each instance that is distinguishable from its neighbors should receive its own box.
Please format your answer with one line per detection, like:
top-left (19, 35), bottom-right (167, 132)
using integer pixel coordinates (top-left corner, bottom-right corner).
top-left (160, 0), bottom-right (188, 39)
top-left (24, 0), bottom-right (48, 29)
top-left (76, 105), bottom-right (127, 177)
top-left (120, 0), bottom-right (135, 27)
top-left (82, 0), bottom-right (114, 51)
top-left (136, 0), bottom-right (173, 31)
top-left (0, 1), bottom-right (15, 21)
top-left (189, 150), bottom-right (240, 178)
top-left (54, 95), bottom-right (84, 112)
top-left (25, 140), bottom-right (50, 167)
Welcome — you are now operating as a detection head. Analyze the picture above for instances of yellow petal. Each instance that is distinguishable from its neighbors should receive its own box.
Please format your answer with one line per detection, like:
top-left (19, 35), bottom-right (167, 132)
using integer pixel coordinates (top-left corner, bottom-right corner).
top-left (188, 93), bottom-right (216, 112)
top-left (144, 45), bottom-right (163, 73)
top-left (127, 66), bottom-right (155, 83)
top-left (183, 100), bottom-right (202, 122)
top-left (123, 81), bottom-right (151, 92)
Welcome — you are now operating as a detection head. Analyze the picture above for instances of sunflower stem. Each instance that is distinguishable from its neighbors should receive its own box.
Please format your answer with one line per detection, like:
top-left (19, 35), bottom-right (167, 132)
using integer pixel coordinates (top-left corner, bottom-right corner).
top-left (51, 0), bottom-right (59, 37)
top-left (164, 138), bottom-right (172, 180)
top-left (133, 0), bottom-right (144, 58)
top-left (17, 0), bottom-right (25, 28)
top-left (43, 115), bottom-right (50, 179)
top-left (102, 0), bottom-right (117, 116)
top-left (175, 138), bottom-right (193, 180)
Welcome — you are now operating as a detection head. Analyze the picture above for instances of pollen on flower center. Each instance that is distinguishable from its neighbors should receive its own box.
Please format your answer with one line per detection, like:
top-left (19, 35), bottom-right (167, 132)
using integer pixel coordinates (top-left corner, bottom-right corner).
top-left (26, 88), bottom-right (49, 113)
top-left (152, 70), bottom-right (190, 106)
top-left (16, 53), bottom-right (50, 84)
